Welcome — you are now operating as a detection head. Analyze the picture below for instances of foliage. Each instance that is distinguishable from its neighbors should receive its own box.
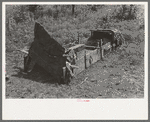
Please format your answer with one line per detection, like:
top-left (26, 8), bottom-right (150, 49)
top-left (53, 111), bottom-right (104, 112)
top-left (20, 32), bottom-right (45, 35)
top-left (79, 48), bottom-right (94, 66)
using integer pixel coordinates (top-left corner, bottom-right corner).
top-left (6, 4), bottom-right (144, 51)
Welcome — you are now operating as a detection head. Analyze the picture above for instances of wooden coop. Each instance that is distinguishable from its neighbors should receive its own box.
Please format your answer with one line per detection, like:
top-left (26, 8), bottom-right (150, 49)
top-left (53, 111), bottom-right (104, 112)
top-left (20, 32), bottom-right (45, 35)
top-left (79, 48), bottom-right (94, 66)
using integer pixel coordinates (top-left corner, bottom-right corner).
top-left (22, 22), bottom-right (124, 84)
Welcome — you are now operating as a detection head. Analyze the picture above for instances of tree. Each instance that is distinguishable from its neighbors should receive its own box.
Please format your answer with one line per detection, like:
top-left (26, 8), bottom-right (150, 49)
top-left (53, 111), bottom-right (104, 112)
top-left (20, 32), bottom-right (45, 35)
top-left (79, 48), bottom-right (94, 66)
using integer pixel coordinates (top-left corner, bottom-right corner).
top-left (72, 5), bottom-right (75, 15)
top-left (27, 5), bottom-right (42, 20)
top-left (128, 5), bottom-right (137, 20)
top-left (121, 5), bottom-right (128, 20)
top-left (53, 5), bottom-right (59, 19)
top-left (91, 5), bottom-right (97, 11)
top-left (28, 5), bottom-right (39, 13)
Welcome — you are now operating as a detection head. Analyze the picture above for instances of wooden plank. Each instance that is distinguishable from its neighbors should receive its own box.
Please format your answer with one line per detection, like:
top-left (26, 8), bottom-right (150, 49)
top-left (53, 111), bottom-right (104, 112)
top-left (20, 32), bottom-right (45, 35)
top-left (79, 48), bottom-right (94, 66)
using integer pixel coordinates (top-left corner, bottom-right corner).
top-left (74, 49), bottom-right (100, 71)
top-left (86, 49), bottom-right (98, 68)
top-left (94, 50), bottom-right (99, 63)
top-left (84, 45), bottom-right (100, 49)
top-left (64, 44), bottom-right (101, 76)
top-left (85, 52), bottom-right (91, 68)
top-left (76, 49), bottom-right (85, 60)
top-left (73, 55), bottom-right (85, 75)
top-left (69, 44), bottom-right (85, 53)
top-left (69, 44), bottom-right (84, 50)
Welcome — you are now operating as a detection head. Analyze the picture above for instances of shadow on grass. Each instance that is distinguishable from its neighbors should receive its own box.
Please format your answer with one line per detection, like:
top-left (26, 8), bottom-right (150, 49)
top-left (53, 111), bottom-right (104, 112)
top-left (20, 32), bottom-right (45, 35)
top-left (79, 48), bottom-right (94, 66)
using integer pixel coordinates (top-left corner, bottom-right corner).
top-left (12, 64), bottom-right (58, 84)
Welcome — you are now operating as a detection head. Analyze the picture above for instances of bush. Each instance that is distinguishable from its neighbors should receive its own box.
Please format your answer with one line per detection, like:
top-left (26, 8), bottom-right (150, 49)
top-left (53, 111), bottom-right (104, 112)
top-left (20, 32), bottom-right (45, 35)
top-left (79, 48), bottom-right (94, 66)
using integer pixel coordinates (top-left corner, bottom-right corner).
top-left (6, 5), bottom-right (145, 50)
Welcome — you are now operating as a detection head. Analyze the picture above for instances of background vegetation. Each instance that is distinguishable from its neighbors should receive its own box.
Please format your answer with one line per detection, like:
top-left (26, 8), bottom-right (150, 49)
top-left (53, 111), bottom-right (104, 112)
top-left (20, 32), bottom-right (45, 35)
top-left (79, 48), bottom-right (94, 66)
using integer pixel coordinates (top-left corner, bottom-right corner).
top-left (6, 5), bottom-right (144, 49)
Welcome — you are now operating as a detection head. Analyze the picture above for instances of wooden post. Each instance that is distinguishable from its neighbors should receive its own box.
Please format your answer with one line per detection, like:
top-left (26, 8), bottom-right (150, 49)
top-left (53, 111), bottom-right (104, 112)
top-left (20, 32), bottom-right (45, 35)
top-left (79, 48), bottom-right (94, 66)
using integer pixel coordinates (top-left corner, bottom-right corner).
top-left (97, 42), bottom-right (100, 60)
top-left (100, 39), bottom-right (103, 46)
top-left (110, 43), bottom-right (112, 52)
top-left (102, 49), bottom-right (104, 59)
top-left (62, 67), bottom-right (66, 82)
top-left (84, 50), bottom-right (87, 69)
top-left (112, 33), bottom-right (114, 51)
top-left (24, 56), bottom-right (28, 72)
top-left (100, 39), bottom-right (103, 60)
top-left (97, 42), bottom-right (100, 48)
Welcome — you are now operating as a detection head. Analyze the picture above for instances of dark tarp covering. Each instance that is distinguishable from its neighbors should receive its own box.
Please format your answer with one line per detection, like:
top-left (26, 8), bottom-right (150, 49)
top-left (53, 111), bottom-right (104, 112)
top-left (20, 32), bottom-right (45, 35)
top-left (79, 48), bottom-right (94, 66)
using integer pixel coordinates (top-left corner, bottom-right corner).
top-left (27, 22), bottom-right (66, 82)
top-left (34, 22), bottom-right (65, 56)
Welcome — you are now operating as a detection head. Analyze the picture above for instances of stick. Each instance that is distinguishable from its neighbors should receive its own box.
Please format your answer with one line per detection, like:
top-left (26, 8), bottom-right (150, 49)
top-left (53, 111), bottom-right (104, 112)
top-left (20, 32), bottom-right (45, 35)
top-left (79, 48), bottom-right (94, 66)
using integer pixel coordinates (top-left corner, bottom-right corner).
top-left (16, 49), bottom-right (28, 54)
top-left (70, 64), bottom-right (79, 69)
top-left (84, 45), bottom-right (100, 49)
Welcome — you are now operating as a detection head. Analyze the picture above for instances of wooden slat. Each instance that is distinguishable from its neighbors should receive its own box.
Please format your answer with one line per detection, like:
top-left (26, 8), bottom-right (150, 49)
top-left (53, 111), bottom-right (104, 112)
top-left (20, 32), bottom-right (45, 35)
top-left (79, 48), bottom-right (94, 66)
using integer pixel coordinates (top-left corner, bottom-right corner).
top-left (84, 45), bottom-right (100, 49)
top-left (73, 55), bottom-right (85, 75)
top-left (73, 48), bottom-right (101, 75)
top-left (69, 44), bottom-right (85, 50)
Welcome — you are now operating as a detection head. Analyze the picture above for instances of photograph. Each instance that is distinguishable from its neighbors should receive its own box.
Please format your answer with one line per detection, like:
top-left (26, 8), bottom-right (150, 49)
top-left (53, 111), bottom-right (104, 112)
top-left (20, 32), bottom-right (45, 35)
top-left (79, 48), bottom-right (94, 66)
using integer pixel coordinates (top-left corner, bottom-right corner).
top-left (2, 1), bottom-right (148, 120)
top-left (5, 3), bottom-right (145, 99)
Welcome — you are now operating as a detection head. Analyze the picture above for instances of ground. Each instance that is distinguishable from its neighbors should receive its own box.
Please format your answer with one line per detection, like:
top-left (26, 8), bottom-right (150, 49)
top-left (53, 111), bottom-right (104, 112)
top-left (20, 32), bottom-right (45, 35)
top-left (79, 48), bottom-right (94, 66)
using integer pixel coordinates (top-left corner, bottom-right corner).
top-left (5, 47), bottom-right (144, 98)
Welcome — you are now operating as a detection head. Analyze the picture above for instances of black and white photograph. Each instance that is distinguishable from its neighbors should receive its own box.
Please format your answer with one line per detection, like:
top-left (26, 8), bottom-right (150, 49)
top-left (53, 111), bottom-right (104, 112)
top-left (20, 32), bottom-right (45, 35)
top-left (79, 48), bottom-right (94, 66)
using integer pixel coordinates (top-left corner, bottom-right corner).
top-left (2, 1), bottom-right (148, 120)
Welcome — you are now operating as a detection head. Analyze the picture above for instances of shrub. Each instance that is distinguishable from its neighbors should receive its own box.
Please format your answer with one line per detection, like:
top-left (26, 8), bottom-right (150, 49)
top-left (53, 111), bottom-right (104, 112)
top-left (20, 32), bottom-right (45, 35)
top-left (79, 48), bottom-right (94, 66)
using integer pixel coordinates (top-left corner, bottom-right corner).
top-left (6, 5), bottom-right (145, 51)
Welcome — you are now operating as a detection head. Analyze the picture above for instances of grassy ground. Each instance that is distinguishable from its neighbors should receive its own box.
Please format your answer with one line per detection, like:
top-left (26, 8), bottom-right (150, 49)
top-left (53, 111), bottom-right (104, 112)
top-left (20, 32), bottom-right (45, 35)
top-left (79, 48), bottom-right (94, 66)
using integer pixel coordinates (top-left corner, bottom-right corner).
top-left (6, 47), bottom-right (144, 99)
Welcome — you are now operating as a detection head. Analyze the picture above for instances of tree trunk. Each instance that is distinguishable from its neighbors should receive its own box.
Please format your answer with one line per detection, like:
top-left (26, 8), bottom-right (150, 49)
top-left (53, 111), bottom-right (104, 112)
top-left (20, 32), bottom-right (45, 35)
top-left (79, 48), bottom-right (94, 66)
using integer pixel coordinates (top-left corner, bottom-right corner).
top-left (128, 5), bottom-right (134, 20)
top-left (72, 5), bottom-right (75, 15)
top-left (122, 5), bottom-right (126, 20)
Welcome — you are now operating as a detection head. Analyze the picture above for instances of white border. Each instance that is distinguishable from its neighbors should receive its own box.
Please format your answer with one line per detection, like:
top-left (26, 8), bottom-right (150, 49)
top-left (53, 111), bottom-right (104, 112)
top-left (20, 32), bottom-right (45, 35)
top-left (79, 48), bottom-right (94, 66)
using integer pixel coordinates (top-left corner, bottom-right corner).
top-left (2, 2), bottom-right (148, 120)
top-left (2, 2), bottom-right (148, 5)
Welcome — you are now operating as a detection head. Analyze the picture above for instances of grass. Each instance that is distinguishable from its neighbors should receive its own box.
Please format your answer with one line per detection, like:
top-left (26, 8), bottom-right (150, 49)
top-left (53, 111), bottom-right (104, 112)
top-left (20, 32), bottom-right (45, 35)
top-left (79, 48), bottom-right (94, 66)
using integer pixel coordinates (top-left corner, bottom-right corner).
top-left (6, 47), bottom-right (144, 98)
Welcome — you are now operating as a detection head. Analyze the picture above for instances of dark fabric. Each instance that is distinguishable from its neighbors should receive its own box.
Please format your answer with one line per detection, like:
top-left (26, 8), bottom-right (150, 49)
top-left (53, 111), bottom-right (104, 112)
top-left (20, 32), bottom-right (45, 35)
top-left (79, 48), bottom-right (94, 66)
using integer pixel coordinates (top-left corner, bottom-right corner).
top-left (34, 22), bottom-right (65, 56)
top-left (26, 22), bottom-right (66, 83)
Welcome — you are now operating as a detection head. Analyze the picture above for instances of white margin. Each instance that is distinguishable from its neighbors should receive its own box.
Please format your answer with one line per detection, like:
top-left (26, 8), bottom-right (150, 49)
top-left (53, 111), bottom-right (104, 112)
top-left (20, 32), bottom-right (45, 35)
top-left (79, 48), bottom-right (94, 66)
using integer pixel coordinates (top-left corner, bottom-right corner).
top-left (2, 2), bottom-right (148, 120)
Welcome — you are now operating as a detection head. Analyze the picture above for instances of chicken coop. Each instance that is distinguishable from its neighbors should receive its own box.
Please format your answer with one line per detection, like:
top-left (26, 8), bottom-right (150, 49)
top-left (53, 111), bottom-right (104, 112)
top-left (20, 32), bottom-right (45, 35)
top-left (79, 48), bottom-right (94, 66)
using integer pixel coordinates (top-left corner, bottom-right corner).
top-left (22, 22), bottom-right (124, 84)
